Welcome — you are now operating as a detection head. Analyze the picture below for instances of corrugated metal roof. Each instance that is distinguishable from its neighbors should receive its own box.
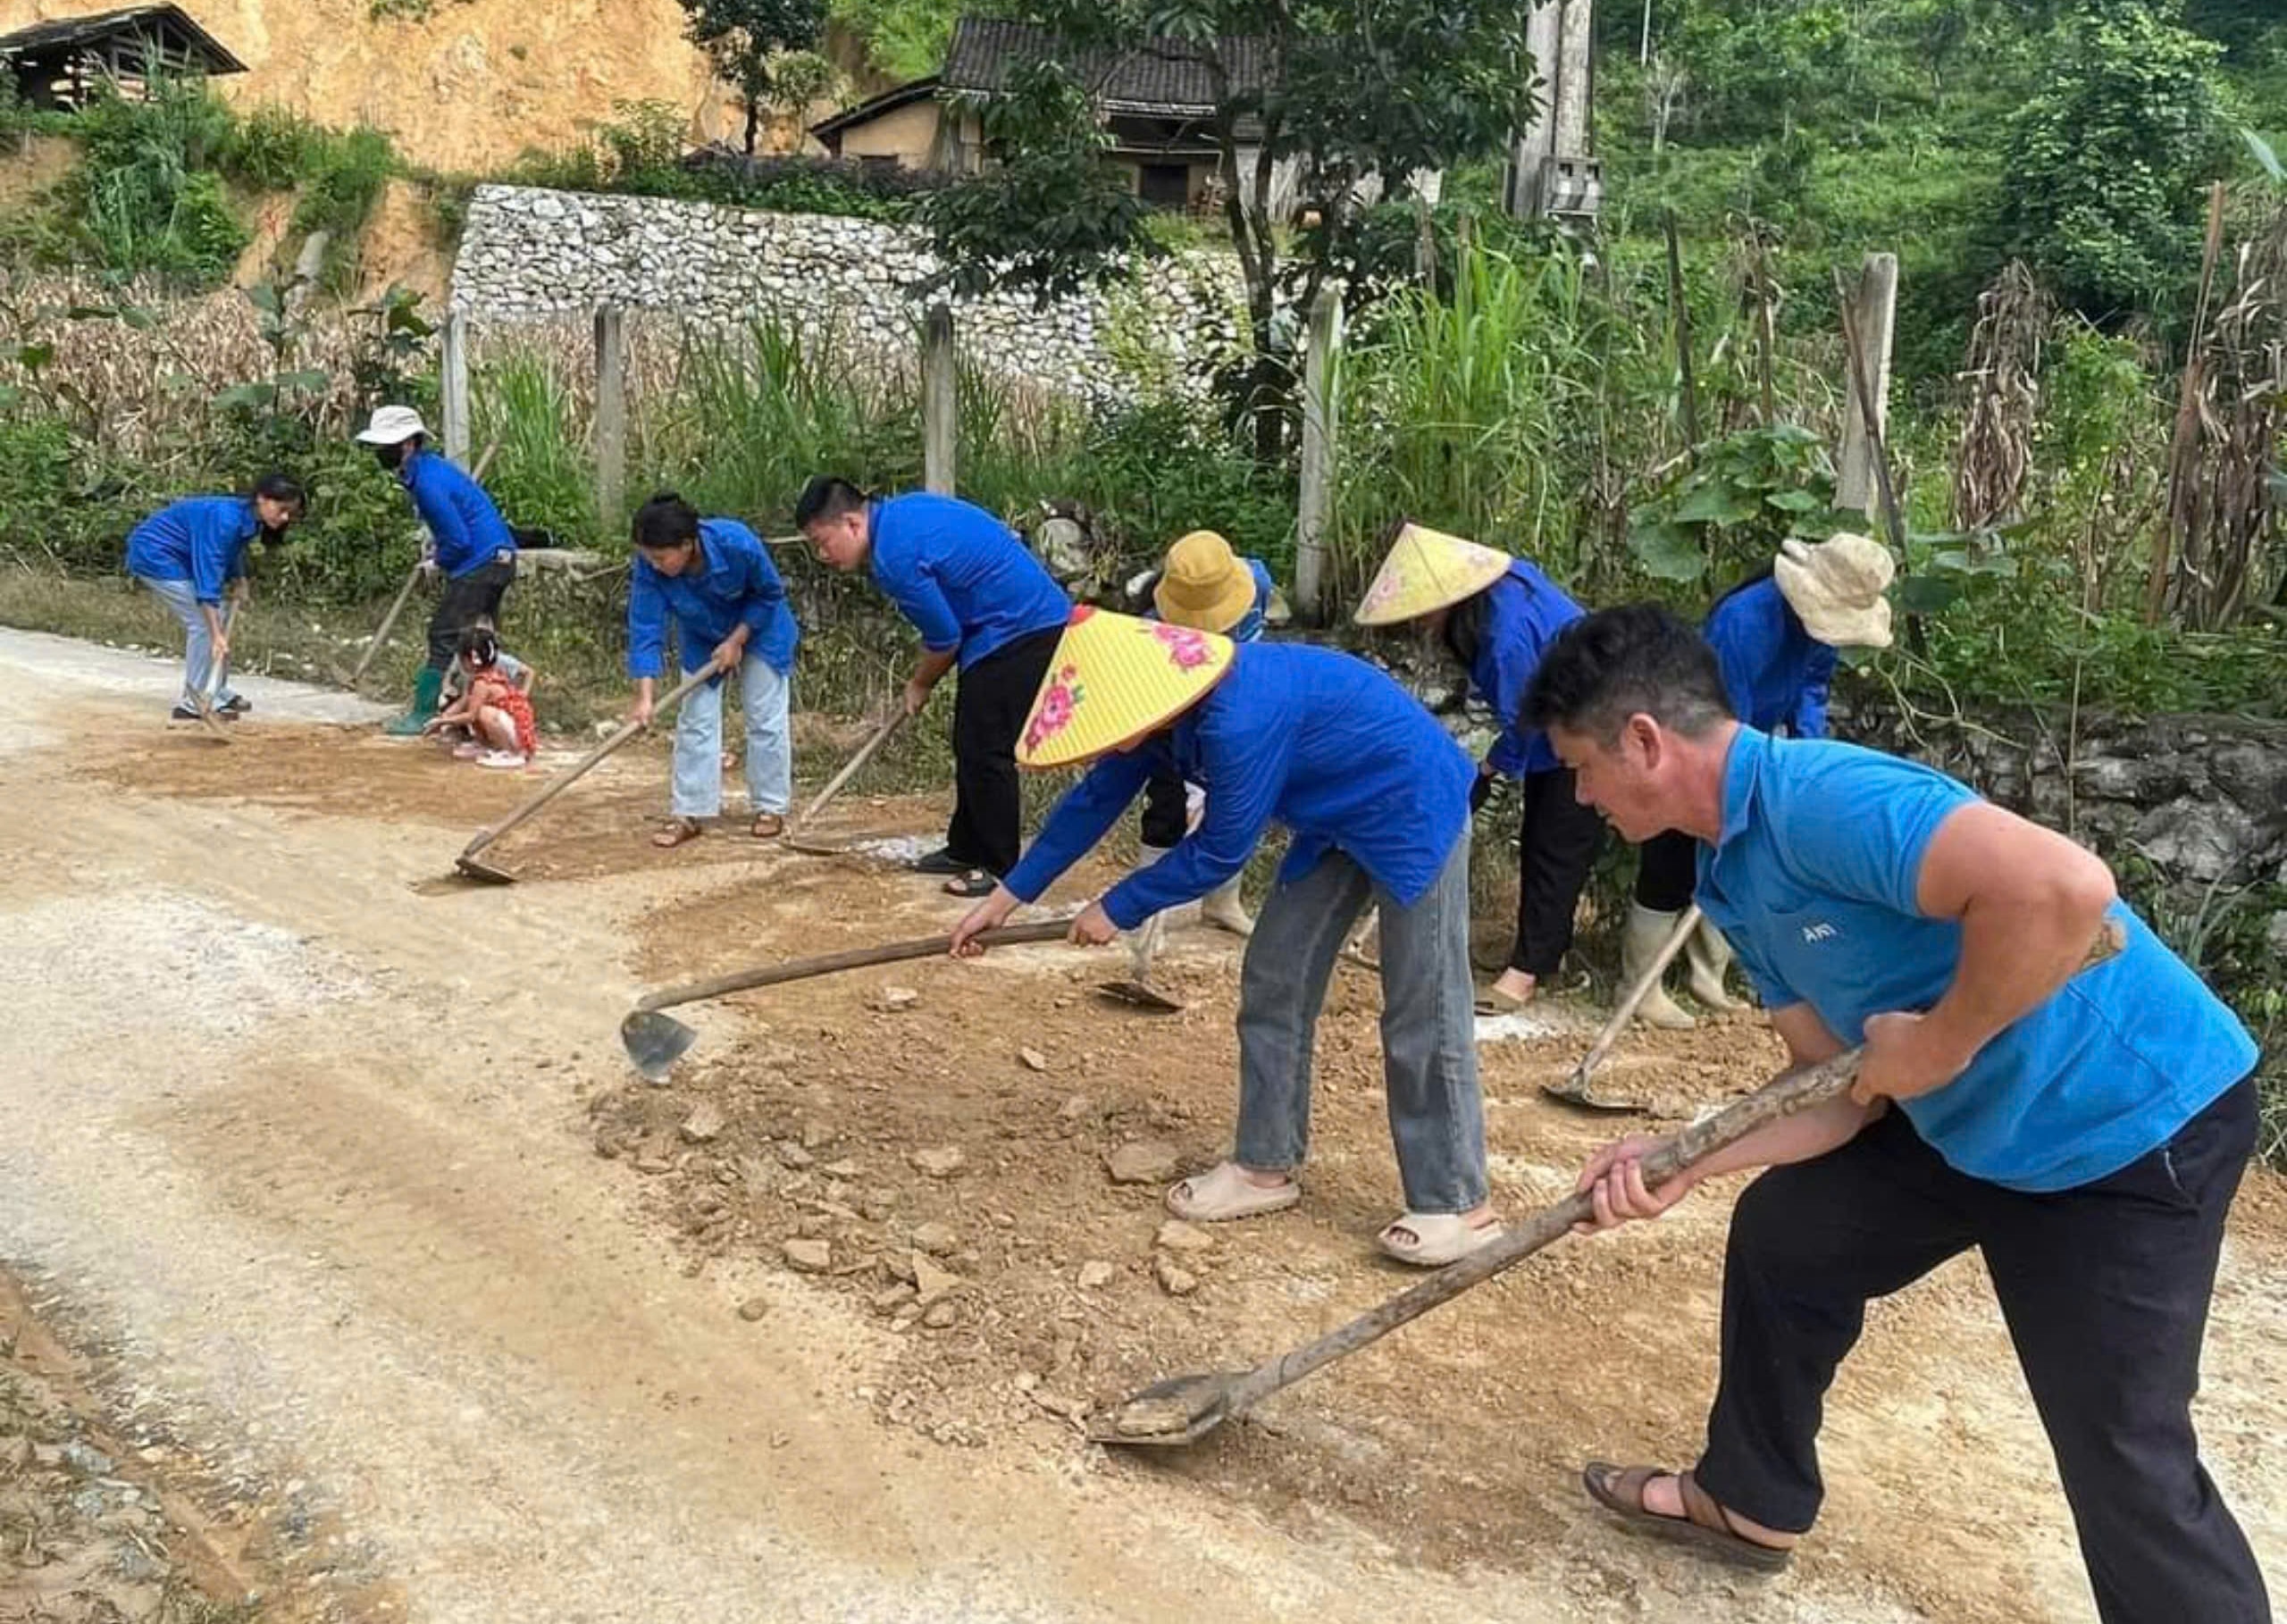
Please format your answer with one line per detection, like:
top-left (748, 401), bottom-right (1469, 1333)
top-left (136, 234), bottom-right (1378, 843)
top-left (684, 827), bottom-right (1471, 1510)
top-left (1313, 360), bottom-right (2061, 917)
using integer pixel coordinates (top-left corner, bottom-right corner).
top-left (942, 17), bottom-right (1268, 115)
top-left (0, 4), bottom-right (245, 72)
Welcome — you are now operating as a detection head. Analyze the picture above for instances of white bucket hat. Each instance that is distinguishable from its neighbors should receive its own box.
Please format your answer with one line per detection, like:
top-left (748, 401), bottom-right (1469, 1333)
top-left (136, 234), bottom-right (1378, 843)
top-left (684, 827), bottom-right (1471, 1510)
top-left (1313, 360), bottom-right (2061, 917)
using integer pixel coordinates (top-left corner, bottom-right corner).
top-left (355, 405), bottom-right (430, 446)
top-left (1774, 532), bottom-right (1895, 649)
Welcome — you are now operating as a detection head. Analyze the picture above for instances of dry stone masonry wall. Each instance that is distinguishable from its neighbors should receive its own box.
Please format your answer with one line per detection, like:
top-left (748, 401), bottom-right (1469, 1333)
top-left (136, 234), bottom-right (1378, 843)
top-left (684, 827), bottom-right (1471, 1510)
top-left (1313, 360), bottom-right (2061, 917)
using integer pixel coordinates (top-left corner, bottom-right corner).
top-left (448, 185), bottom-right (1245, 406)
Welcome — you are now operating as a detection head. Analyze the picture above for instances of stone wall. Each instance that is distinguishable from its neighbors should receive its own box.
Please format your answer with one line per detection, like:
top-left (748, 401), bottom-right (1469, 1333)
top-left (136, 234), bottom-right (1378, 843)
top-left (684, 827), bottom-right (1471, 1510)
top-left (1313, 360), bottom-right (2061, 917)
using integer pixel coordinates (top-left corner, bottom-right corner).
top-left (448, 185), bottom-right (1245, 405)
top-left (1839, 702), bottom-right (2287, 955)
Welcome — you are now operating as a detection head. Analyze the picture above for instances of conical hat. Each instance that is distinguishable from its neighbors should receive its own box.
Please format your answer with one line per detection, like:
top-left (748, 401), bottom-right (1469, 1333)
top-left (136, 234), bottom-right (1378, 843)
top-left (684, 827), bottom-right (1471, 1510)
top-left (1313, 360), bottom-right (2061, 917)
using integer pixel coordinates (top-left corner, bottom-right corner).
top-left (1353, 521), bottom-right (1514, 625)
top-left (1017, 607), bottom-right (1235, 770)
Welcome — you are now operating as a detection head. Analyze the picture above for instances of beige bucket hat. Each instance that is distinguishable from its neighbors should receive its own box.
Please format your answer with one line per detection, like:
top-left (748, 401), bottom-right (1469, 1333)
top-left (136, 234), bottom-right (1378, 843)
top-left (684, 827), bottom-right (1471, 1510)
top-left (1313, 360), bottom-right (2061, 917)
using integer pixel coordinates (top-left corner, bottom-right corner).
top-left (1774, 532), bottom-right (1896, 649)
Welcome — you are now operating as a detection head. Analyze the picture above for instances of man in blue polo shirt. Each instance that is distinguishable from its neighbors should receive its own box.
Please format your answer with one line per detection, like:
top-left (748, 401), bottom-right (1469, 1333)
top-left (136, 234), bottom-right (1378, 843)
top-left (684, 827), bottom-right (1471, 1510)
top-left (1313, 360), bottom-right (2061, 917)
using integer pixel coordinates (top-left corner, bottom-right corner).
top-left (1524, 605), bottom-right (2264, 1620)
top-left (796, 475), bottom-right (1070, 897)
top-left (356, 406), bottom-right (520, 738)
top-left (950, 622), bottom-right (1500, 1269)
top-left (626, 492), bottom-right (800, 848)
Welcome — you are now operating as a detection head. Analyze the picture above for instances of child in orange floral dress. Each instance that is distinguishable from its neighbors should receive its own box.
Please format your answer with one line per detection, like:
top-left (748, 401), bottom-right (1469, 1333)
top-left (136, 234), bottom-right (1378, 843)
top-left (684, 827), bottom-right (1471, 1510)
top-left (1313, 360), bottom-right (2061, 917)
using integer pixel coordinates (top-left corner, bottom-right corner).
top-left (425, 625), bottom-right (535, 767)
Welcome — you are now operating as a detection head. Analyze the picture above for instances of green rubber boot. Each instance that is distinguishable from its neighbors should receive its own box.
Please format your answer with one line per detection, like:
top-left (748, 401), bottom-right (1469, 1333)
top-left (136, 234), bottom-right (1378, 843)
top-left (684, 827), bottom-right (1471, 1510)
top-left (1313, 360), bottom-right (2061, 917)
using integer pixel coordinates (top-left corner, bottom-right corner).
top-left (385, 665), bottom-right (444, 737)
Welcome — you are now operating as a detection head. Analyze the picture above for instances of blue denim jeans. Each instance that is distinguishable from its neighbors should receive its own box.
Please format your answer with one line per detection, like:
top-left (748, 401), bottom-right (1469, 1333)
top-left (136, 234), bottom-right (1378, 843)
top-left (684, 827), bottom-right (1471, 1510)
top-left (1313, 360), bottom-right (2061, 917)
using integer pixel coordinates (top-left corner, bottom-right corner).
top-left (670, 654), bottom-right (791, 820)
top-left (1233, 833), bottom-right (1487, 1214)
top-left (138, 575), bottom-right (233, 707)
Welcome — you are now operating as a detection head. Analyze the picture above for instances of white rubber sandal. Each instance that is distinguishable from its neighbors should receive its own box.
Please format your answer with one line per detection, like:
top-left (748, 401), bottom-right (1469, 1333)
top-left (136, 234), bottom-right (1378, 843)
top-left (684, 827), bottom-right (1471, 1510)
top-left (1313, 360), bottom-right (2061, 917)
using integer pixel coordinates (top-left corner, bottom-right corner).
top-left (1165, 1161), bottom-right (1300, 1222)
top-left (1378, 1211), bottom-right (1502, 1267)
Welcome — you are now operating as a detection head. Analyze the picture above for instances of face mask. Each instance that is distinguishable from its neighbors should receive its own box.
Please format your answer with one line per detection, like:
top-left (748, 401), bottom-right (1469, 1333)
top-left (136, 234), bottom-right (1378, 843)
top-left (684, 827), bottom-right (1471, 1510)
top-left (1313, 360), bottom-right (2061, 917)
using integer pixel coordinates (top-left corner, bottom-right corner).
top-left (373, 442), bottom-right (406, 473)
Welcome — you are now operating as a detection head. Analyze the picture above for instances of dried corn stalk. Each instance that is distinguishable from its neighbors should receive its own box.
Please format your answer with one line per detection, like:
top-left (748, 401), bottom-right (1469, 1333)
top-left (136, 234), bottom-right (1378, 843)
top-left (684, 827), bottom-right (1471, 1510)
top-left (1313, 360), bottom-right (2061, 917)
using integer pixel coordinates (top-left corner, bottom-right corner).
top-left (1953, 262), bottom-right (2048, 530)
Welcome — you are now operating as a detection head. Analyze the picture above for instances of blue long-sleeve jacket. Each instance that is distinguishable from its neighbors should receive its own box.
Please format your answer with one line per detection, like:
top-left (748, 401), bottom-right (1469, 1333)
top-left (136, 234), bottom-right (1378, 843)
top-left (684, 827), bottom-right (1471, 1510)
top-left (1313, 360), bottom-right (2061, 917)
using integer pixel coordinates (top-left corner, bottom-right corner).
top-left (627, 518), bottom-right (800, 680)
top-left (400, 448), bottom-right (516, 580)
top-left (1704, 575), bottom-right (1834, 739)
top-left (868, 493), bottom-right (1070, 667)
top-left (1002, 642), bottom-right (1473, 930)
top-left (1470, 561), bottom-right (1584, 777)
top-left (124, 497), bottom-right (261, 606)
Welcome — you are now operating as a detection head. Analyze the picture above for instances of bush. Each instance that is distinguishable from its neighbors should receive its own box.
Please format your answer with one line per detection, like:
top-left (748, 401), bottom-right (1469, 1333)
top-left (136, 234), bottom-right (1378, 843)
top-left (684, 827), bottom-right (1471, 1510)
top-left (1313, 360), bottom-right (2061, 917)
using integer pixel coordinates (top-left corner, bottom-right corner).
top-left (66, 76), bottom-right (249, 282)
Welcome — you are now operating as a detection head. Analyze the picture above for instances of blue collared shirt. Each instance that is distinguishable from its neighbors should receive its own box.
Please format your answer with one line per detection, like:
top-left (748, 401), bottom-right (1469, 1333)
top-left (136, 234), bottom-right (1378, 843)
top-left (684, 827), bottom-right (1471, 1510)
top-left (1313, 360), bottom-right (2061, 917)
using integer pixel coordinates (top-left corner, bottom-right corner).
top-left (125, 497), bottom-right (260, 605)
top-left (401, 448), bottom-right (516, 580)
top-left (869, 493), bottom-right (1071, 668)
top-left (1695, 727), bottom-right (2258, 1193)
top-left (1472, 561), bottom-right (1584, 778)
top-left (626, 518), bottom-right (800, 680)
top-left (1003, 642), bottom-right (1473, 929)
top-left (1704, 576), bottom-right (1835, 738)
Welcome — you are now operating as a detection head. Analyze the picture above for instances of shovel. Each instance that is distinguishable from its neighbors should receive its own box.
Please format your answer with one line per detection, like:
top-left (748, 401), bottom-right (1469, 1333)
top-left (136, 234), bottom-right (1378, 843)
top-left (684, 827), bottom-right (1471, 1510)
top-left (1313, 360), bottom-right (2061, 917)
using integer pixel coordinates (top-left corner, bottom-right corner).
top-left (1543, 905), bottom-right (1704, 1113)
top-left (1098, 908), bottom-right (1183, 1014)
top-left (184, 598), bottom-right (242, 744)
top-left (449, 665), bottom-right (715, 884)
top-left (1092, 918), bottom-right (2125, 1448)
top-left (1092, 1043), bottom-right (1864, 1446)
top-left (620, 918), bottom-right (1075, 1082)
top-left (783, 710), bottom-right (906, 855)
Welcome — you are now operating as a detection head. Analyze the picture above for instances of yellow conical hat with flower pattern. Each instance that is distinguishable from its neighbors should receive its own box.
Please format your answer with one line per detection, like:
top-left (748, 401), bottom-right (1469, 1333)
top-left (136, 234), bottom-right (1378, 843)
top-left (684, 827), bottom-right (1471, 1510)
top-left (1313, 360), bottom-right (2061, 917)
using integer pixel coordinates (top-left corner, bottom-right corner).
top-left (1016, 607), bottom-right (1235, 770)
top-left (1353, 521), bottom-right (1514, 625)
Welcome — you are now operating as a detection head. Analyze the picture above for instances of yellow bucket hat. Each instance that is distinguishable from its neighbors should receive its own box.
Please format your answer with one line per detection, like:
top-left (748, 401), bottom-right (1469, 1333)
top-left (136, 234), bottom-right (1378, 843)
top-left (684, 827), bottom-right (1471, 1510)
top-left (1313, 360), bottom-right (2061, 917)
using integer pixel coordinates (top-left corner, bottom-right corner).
top-left (1153, 530), bottom-right (1257, 633)
top-left (1353, 521), bottom-right (1514, 625)
top-left (1017, 607), bottom-right (1235, 770)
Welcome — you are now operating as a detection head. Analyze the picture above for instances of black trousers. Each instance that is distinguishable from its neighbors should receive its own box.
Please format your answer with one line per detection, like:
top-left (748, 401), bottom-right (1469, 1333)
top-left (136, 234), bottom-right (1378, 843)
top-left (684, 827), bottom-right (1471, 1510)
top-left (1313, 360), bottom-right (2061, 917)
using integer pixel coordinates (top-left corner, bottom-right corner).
top-left (1633, 828), bottom-right (1698, 913)
top-left (944, 626), bottom-right (1060, 877)
top-left (1508, 766), bottom-right (1604, 977)
top-left (424, 557), bottom-right (516, 671)
top-left (1140, 760), bottom-right (1189, 849)
top-left (1698, 1079), bottom-right (2267, 1624)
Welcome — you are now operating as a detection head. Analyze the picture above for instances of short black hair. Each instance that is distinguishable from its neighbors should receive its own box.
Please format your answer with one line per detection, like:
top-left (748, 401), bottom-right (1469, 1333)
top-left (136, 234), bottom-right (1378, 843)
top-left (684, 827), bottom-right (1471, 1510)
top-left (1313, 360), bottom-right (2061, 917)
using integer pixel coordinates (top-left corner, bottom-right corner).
top-left (1522, 604), bottom-right (1734, 743)
top-left (632, 492), bottom-right (701, 551)
top-left (250, 471), bottom-right (305, 525)
top-left (793, 475), bottom-right (867, 529)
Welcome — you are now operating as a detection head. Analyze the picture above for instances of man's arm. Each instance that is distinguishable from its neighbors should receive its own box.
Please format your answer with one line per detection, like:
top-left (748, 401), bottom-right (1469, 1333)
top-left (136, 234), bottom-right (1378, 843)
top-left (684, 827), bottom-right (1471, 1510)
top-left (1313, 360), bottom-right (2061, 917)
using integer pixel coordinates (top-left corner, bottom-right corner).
top-left (1855, 801), bottom-right (2116, 1105)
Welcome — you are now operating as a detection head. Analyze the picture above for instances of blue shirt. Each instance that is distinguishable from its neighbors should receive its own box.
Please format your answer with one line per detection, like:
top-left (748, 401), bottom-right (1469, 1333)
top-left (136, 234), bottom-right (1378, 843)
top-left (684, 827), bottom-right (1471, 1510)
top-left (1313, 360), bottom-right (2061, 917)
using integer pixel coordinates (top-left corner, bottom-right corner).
top-left (401, 448), bottom-right (516, 580)
top-left (1147, 557), bottom-right (1276, 644)
top-left (1695, 728), bottom-right (2258, 1193)
top-left (1003, 642), bottom-right (1473, 930)
top-left (626, 518), bottom-right (800, 680)
top-left (1471, 562), bottom-right (1584, 778)
top-left (1704, 576), bottom-right (1835, 739)
top-left (125, 497), bottom-right (260, 605)
top-left (869, 493), bottom-right (1071, 668)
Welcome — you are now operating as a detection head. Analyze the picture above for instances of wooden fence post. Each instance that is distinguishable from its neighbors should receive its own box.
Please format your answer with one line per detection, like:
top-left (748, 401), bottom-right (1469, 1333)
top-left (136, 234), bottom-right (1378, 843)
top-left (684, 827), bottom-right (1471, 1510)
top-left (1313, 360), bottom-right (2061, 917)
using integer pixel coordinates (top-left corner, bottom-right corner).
top-left (1836, 253), bottom-right (1899, 516)
top-left (1294, 283), bottom-right (1344, 623)
top-left (594, 304), bottom-right (626, 529)
top-left (922, 303), bottom-right (957, 496)
top-left (440, 309), bottom-right (470, 465)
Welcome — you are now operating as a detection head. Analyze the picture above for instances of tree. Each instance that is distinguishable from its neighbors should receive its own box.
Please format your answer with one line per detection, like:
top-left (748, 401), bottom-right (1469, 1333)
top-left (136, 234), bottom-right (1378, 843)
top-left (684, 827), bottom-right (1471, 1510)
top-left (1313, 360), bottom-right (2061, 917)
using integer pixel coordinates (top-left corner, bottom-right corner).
top-left (922, 0), bottom-right (1535, 459)
top-left (677, 0), bottom-right (829, 156)
top-left (1993, 0), bottom-right (2228, 321)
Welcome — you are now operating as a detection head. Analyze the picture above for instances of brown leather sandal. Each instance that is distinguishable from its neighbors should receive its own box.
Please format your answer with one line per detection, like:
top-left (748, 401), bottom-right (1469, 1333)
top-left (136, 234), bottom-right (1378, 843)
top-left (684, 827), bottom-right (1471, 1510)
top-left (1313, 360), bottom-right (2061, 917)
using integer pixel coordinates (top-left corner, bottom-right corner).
top-left (1580, 1463), bottom-right (1794, 1572)
top-left (750, 812), bottom-right (785, 840)
top-left (650, 817), bottom-right (704, 850)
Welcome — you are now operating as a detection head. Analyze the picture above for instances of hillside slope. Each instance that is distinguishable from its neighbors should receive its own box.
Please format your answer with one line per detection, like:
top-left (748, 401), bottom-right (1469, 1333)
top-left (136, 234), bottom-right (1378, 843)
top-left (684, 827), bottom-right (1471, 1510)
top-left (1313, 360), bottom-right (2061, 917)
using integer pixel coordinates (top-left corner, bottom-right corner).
top-left (1, 0), bottom-right (725, 171)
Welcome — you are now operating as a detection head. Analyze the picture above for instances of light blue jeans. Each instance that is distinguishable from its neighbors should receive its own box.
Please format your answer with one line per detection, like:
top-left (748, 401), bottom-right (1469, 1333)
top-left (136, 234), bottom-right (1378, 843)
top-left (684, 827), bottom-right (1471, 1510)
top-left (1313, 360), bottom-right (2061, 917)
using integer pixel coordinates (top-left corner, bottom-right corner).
top-left (139, 575), bottom-right (234, 707)
top-left (671, 654), bottom-right (791, 820)
top-left (1233, 833), bottom-right (1487, 1214)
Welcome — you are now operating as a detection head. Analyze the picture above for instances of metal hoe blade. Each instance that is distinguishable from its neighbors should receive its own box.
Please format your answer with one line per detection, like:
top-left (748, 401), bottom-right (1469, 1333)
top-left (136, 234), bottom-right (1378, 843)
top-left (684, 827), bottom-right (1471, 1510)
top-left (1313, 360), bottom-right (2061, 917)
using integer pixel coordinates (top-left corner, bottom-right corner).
top-left (1538, 1073), bottom-right (1646, 1114)
top-left (1085, 1371), bottom-right (1252, 1446)
top-left (621, 1009), bottom-right (699, 1083)
top-left (1095, 978), bottom-right (1184, 1014)
top-left (453, 854), bottom-right (516, 885)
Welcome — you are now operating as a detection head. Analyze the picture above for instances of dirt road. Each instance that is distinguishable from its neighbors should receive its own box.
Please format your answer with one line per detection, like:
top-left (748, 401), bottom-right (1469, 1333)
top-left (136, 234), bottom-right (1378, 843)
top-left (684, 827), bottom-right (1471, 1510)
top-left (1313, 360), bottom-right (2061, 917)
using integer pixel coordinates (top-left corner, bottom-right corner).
top-left (2, 626), bottom-right (2281, 1623)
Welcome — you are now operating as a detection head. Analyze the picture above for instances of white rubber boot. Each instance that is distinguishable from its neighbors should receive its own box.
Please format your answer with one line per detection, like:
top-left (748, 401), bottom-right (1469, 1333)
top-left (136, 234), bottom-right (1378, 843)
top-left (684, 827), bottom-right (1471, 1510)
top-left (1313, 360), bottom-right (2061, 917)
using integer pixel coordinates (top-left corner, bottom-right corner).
top-left (1685, 914), bottom-right (1746, 1012)
top-left (1202, 873), bottom-right (1253, 936)
top-left (1622, 903), bottom-right (1696, 1030)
